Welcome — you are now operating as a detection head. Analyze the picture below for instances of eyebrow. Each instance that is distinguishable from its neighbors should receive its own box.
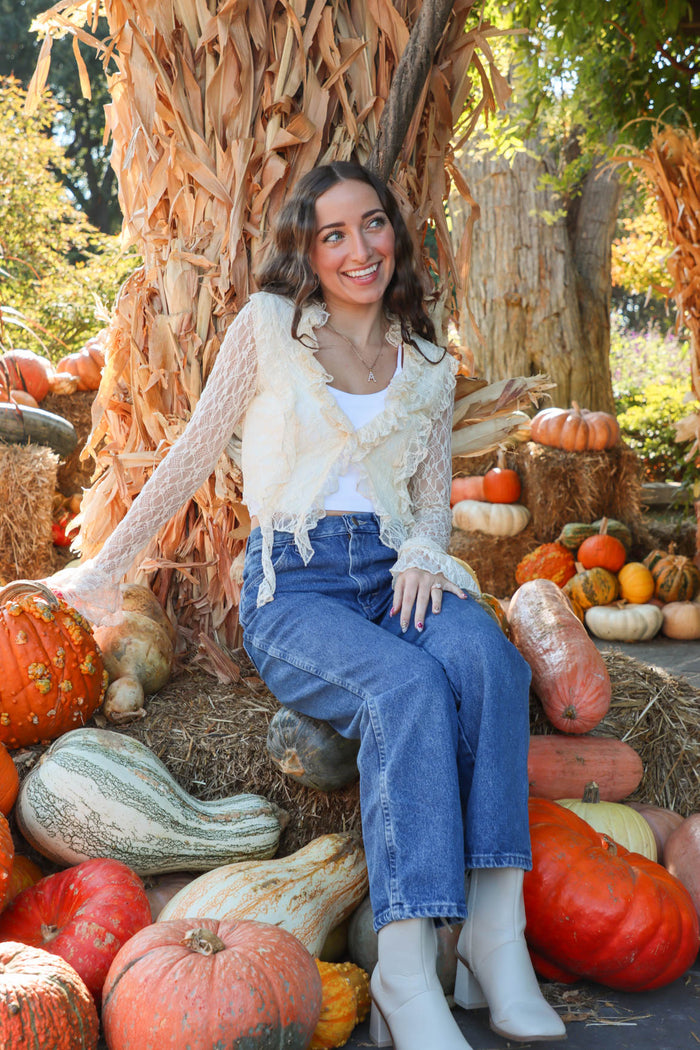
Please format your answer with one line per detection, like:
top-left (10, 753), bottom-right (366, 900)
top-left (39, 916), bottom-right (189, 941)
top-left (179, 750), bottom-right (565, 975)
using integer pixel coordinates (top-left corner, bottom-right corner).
top-left (317, 208), bottom-right (386, 233)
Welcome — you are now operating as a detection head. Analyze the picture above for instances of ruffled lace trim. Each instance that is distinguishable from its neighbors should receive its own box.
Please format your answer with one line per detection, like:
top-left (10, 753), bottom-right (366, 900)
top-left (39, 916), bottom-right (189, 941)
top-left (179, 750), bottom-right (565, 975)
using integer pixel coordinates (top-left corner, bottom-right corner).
top-left (249, 294), bottom-right (457, 606)
top-left (391, 540), bottom-right (481, 597)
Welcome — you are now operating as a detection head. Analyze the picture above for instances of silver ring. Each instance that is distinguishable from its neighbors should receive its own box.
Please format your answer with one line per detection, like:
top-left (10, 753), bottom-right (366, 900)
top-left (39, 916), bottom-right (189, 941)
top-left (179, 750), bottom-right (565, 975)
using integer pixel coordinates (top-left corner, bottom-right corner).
top-left (431, 583), bottom-right (443, 591)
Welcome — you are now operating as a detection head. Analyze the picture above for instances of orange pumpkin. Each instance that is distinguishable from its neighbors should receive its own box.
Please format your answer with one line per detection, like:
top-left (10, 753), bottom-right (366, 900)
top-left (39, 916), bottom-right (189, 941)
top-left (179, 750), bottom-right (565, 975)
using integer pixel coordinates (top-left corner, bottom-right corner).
top-left (642, 548), bottom-right (700, 603)
top-left (564, 567), bottom-right (620, 610)
top-left (482, 450), bottom-right (521, 503)
top-left (0, 812), bottom-right (14, 911)
top-left (55, 336), bottom-right (105, 393)
top-left (577, 517), bottom-right (626, 573)
top-left (515, 543), bottom-right (577, 588)
top-left (0, 349), bottom-right (53, 403)
top-left (5, 855), bottom-right (44, 904)
top-left (530, 401), bottom-right (620, 451)
top-left (0, 583), bottom-right (107, 749)
top-left (0, 741), bottom-right (19, 816)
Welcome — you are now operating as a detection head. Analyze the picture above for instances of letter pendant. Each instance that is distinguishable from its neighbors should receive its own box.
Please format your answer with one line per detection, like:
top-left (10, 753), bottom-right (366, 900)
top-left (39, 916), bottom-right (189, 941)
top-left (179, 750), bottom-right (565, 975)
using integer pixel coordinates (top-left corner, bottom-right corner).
top-left (367, 370), bottom-right (377, 383)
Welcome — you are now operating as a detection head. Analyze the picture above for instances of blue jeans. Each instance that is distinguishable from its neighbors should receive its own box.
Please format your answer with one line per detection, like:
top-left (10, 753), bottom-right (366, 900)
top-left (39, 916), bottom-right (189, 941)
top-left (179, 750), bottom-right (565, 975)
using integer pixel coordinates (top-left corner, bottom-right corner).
top-left (240, 513), bottom-right (532, 931)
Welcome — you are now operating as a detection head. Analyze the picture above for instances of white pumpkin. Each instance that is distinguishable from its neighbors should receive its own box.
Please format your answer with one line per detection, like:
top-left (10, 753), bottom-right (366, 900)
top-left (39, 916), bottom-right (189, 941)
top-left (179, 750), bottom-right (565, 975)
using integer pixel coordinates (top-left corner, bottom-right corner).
top-left (452, 499), bottom-right (531, 537)
top-left (660, 600), bottom-right (700, 640)
top-left (584, 602), bottom-right (663, 642)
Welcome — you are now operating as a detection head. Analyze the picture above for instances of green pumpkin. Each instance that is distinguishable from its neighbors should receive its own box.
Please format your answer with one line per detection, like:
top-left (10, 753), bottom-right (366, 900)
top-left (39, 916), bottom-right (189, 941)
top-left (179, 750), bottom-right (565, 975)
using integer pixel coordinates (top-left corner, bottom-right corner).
top-left (266, 707), bottom-right (359, 791)
top-left (564, 567), bottom-right (620, 610)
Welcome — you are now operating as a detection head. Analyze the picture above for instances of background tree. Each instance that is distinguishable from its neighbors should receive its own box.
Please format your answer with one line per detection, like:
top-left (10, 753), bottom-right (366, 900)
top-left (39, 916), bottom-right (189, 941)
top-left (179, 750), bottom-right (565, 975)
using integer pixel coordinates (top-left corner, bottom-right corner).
top-left (450, 0), bottom-right (699, 411)
top-left (28, 0), bottom-right (530, 659)
top-left (0, 0), bottom-right (120, 233)
top-left (0, 76), bottom-right (135, 357)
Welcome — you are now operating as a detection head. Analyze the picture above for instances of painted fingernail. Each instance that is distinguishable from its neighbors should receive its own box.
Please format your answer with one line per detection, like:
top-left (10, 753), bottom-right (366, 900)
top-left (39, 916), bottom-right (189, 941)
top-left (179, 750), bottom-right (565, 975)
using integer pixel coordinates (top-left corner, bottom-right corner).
top-left (416, 621), bottom-right (424, 631)
top-left (401, 621), bottom-right (408, 633)
top-left (389, 607), bottom-right (396, 617)
top-left (459, 592), bottom-right (467, 599)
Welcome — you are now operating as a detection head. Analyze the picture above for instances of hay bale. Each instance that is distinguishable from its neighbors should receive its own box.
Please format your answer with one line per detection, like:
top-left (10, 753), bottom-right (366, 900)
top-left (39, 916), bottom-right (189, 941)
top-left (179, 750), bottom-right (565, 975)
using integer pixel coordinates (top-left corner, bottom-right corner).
top-left (104, 658), bottom-right (362, 857)
top-left (449, 522), bottom-right (540, 598)
top-left (41, 391), bottom-right (96, 496)
top-left (531, 650), bottom-right (700, 816)
top-left (0, 444), bottom-right (59, 583)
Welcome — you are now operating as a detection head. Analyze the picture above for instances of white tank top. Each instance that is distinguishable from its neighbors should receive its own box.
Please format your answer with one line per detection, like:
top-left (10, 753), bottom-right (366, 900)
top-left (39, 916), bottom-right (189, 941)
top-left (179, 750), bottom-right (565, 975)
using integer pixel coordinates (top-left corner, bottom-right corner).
top-left (325, 352), bottom-right (403, 512)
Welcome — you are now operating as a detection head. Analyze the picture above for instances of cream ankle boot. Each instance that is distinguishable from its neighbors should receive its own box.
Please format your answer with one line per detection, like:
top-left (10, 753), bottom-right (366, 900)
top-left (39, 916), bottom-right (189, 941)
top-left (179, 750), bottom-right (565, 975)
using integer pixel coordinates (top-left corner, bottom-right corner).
top-left (454, 868), bottom-right (566, 1042)
top-left (370, 918), bottom-right (474, 1050)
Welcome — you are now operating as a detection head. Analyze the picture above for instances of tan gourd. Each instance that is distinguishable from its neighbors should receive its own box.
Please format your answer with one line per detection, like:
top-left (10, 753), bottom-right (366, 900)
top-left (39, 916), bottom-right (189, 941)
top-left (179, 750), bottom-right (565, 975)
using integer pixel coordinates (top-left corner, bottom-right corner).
top-left (158, 833), bottom-right (368, 957)
top-left (660, 601), bottom-right (700, 640)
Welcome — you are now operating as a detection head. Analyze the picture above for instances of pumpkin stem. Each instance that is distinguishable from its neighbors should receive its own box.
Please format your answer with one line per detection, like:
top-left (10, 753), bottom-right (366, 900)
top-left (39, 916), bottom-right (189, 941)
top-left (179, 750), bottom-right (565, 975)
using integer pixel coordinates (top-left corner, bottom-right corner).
top-left (598, 517), bottom-right (609, 536)
top-left (582, 781), bottom-right (600, 804)
top-left (40, 923), bottom-right (60, 944)
top-left (182, 928), bottom-right (227, 955)
top-left (601, 834), bottom-right (618, 855)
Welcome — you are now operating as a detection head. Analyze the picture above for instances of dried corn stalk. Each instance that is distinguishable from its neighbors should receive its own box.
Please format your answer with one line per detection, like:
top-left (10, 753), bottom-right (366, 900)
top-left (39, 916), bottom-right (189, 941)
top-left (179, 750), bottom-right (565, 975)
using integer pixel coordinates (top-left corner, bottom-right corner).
top-left (616, 125), bottom-right (700, 564)
top-left (27, 0), bottom-right (533, 647)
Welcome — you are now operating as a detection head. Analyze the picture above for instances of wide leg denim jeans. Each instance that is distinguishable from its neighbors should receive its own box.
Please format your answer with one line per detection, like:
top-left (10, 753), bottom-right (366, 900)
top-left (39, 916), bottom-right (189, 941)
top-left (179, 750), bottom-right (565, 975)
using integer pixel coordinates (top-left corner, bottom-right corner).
top-left (240, 514), bottom-right (532, 931)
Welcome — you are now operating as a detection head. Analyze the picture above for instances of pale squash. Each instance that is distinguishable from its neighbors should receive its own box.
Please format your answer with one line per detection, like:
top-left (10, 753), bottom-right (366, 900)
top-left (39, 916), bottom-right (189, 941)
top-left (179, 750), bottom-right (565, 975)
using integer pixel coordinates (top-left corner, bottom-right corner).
top-left (16, 728), bottom-right (286, 875)
top-left (660, 601), bottom-right (700, 640)
top-left (452, 500), bottom-right (530, 537)
top-left (157, 833), bottom-right (368, 957)
top-left (584, 603), bottom-right (663, 642)
top-left (557, 782), bottom-right (657, 861)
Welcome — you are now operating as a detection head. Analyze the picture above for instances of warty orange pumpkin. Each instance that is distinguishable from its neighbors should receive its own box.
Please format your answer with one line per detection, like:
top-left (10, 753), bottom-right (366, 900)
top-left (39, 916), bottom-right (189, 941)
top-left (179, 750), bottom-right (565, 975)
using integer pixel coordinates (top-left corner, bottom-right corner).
top-left (0, 583), bottom-right (107, 749)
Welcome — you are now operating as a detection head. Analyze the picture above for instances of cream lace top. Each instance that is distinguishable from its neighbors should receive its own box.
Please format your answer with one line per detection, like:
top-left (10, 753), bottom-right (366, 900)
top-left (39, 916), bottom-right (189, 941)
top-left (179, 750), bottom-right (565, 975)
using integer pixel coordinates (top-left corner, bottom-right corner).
top-left (47, 292), bottom-right (479, 625)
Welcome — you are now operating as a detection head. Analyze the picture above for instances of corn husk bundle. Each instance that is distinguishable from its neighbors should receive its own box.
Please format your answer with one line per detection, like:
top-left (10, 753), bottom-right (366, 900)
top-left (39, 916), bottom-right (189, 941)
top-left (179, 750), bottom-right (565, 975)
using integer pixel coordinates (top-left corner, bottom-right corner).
top-left (26, 0), bottom-right (537, 651)
top-left (616, 124), bottom-right (700, 561)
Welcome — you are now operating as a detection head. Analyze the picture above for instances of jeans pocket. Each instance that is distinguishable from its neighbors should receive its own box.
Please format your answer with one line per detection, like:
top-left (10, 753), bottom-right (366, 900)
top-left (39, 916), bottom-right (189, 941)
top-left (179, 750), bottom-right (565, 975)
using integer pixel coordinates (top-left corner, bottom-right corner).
top-left (240, 539), bottom-right (297, 626)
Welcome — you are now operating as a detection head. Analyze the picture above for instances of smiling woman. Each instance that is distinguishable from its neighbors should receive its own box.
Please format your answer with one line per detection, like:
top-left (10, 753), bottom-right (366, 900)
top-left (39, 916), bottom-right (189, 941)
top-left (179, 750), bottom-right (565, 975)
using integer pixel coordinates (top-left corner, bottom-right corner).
top-left (45, 161), bottom-right (563, 1050)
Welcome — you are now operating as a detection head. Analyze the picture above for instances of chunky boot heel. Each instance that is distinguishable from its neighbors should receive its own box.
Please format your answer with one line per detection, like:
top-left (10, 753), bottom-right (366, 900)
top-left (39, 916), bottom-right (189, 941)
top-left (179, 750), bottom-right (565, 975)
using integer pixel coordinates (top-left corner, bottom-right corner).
top-left (456, 869), bottom-right (566, 1043)
top-left (369, 1002), bottom-right (392, 1047)
top-left (453, 958), bottom-right (488, 1009)
top-left (370, 918), bottom-right (475, 1050)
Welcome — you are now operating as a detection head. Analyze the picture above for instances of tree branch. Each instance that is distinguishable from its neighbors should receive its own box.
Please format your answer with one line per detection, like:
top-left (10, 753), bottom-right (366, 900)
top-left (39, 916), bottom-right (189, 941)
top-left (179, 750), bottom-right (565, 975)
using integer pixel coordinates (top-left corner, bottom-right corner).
top-left (366, 0), bottom-right (458, 182)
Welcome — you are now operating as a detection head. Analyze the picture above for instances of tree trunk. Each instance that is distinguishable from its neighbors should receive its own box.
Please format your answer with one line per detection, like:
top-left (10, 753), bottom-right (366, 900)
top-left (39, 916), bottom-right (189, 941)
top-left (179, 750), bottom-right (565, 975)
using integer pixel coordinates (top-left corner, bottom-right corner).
top-left (452, 146), bottom-right (620, 412)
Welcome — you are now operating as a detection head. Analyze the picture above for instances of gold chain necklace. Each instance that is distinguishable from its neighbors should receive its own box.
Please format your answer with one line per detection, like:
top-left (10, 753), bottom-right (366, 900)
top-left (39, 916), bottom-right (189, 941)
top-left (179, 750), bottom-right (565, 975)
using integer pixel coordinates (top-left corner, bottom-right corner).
top-left (324, 320), bottom-right (387, 383)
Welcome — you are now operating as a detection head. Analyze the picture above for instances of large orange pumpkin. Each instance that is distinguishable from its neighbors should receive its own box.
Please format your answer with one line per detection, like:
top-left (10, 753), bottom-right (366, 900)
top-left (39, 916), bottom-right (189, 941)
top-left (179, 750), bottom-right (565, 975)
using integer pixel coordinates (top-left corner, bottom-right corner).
top-left (0, 941), bottom-right (98, 1049)
top-left (524, 798), bottom-right (700, 991)
top-left (55, 336), bottom-right (105, 393)
top-left (102, 919), bottom-right (323, 1049)
top-left (530, 401), bottom-right (620, 451)
top-left (0, 584), bottom-right (107, 749)
top-left (576, 517), bottom-right (627, 573)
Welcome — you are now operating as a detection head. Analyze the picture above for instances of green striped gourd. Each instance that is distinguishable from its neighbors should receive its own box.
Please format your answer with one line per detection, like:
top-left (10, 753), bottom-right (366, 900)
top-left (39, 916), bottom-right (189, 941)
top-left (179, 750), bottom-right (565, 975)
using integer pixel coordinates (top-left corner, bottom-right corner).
top-left (16, 728), bottom-right (286, 875)
top-left (158, 833), bottom-right (368, 957)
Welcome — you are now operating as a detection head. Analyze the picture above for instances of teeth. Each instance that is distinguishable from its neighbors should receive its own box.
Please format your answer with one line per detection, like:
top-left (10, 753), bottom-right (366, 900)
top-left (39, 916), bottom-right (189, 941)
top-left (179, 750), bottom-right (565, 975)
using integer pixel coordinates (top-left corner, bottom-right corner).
top-left (345, 263), bottom-right (379, 278)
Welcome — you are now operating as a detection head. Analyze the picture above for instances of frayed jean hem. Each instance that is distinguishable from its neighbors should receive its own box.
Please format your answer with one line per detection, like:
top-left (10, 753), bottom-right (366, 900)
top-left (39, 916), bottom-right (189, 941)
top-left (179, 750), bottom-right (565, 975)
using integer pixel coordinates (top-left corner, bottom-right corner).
top-left (373, 902), bottom-right (468, 933)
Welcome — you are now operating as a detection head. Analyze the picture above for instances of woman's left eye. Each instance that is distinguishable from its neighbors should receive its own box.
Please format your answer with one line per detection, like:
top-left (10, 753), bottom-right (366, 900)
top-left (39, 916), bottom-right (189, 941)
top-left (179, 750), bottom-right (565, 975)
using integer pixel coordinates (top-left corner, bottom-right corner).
top-left (368, 216), bottom-right (386, 229)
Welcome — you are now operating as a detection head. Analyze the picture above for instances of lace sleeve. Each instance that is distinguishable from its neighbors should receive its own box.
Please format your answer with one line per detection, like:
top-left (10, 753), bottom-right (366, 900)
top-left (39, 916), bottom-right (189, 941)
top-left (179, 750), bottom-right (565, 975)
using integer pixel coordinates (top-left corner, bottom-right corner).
top-left (391, 402), bottom-right (481, 596)
top-left (44, 303), bottom-right (259, 625)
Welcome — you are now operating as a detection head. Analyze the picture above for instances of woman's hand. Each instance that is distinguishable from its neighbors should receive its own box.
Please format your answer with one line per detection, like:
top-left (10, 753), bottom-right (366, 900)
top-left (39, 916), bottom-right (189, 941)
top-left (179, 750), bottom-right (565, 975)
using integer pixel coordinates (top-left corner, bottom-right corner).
top-left (391, 568), bottom-right (466, 633)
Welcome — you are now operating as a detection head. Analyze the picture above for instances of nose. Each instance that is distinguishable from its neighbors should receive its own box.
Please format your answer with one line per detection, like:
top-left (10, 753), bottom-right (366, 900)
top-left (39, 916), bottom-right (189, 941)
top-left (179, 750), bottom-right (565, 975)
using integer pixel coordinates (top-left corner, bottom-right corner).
top-left (349, 227), bottom-right (371, 261)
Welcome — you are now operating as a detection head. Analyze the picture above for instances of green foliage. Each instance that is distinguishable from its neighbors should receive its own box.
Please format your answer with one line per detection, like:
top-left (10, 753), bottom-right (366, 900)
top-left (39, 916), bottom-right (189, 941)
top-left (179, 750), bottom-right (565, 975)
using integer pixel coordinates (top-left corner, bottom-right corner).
top-left (0, 0), bottom-right (119, 233)
top-left (0, 76), bottom-right (137, 360)
top-left (610, 314), bottom-right (696, 484)
top-left (490, 0), bottom-right (700, 149)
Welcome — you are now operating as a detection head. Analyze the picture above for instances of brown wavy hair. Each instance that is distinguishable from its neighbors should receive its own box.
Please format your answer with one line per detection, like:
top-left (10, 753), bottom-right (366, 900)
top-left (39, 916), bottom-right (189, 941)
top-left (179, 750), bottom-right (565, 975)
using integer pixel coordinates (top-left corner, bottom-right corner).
top-left (255, 162), bottom-right (439, 353)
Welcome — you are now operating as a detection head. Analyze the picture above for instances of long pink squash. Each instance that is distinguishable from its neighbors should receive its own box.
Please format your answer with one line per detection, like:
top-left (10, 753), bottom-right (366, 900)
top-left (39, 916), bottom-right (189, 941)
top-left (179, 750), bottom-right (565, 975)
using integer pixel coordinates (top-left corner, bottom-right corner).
top-left (509, 579), bottom-right (611, 733)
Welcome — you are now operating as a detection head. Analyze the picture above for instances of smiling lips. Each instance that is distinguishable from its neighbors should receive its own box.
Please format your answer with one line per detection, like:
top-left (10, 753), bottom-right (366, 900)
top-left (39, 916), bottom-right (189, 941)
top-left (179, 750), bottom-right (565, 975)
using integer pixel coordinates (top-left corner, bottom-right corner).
top-left (343, 262), bottom-right (381, 280)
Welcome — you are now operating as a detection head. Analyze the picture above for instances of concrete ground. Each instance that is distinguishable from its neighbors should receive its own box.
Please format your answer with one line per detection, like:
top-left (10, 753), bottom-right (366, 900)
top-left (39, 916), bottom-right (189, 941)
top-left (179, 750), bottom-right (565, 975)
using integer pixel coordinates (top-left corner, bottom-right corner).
top-left (342, 635), bottom-right (700, 1050)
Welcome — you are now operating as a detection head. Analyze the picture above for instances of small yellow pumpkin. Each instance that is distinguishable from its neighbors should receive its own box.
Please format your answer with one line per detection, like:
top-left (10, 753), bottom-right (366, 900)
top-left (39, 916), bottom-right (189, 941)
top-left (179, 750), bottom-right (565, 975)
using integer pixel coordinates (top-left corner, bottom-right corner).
top-left (617, 562), bottom-right (655, 604)
top-left (557, 781), bottom-right (658, 861)
top-left (310, 960), bottom-right (370, 1049)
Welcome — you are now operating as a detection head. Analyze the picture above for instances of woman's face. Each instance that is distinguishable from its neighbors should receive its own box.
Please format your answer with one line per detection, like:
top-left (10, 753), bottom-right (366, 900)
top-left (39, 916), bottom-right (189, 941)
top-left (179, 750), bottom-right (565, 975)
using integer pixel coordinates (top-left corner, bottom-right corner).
top-left (309, 179), bottom-right (396, 311)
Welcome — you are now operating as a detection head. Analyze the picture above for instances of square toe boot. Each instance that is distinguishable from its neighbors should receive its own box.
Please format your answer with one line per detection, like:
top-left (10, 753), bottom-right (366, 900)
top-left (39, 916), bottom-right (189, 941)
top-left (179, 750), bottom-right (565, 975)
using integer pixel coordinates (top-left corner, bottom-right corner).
top-left (370, 918), bottom-right (474, 1050)
top-left (454, 869), bottom-right (566, 1042)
